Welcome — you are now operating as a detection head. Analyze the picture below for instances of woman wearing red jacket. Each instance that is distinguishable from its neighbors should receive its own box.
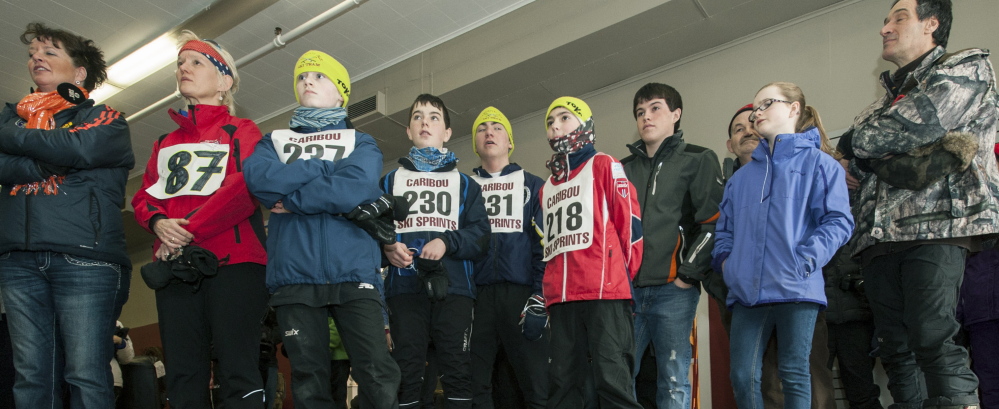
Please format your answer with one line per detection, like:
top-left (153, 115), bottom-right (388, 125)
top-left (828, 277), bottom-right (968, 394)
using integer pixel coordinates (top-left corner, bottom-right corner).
top-left (131, 31), bottom-right (268, 409)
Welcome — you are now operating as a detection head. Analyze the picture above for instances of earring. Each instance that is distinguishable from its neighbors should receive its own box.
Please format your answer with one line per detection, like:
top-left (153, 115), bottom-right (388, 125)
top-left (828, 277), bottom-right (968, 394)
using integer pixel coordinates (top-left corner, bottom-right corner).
top-left (75, 81), bottom-right (81, 85)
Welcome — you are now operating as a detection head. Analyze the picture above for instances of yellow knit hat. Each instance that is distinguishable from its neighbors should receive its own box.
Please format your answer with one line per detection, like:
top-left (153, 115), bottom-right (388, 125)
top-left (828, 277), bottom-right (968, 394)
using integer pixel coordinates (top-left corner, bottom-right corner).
top-left (293, 50), bottom-right (351, 106)
top-left (545, 96), bottom-right (592, 129)
top-left (472, 106), bottom-right (514, 156)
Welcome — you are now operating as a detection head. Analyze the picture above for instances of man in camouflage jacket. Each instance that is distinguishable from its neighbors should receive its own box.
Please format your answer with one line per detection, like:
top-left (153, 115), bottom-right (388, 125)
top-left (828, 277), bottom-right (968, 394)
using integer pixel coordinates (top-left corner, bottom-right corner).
top-left (838, 1), bottom-right (999, 408)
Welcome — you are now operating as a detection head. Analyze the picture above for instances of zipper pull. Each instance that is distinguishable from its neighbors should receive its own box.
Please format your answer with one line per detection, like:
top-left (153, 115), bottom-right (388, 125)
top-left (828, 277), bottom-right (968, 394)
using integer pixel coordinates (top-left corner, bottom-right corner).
top-left (652, 162), bottom-right (663, 195)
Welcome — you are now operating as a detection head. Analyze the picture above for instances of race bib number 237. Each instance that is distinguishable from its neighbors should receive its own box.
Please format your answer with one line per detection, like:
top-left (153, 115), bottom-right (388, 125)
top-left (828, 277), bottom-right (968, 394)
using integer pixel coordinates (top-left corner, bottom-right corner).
top-left (270, 129), bottom-right (355, 164)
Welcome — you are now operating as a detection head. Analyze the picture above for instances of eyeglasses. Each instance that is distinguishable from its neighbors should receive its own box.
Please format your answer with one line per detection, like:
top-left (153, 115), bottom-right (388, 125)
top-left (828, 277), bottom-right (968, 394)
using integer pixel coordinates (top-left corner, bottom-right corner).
top-left (749, 98), bottom-right (791, 123)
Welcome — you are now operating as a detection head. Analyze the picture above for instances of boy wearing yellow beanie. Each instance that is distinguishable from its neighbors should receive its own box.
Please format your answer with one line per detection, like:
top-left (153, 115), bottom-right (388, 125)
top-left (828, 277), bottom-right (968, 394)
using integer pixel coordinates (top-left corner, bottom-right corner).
top-left (540, 97), bottom-right (644, 409)
top-left (467, 107), bottom-right (549, 408)
top-left (244, 50), bottom-right (400, 409)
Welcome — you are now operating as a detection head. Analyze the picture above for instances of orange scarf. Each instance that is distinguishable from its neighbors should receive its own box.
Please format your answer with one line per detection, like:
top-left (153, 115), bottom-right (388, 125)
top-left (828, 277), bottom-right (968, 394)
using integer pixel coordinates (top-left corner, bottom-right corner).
top-left (10, 89), bottom-right (87, 195)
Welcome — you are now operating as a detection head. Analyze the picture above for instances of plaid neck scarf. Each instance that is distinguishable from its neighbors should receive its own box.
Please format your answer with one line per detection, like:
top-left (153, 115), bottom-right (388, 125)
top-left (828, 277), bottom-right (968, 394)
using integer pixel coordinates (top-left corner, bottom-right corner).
top-left (546, 118), bottom-right (595, 182)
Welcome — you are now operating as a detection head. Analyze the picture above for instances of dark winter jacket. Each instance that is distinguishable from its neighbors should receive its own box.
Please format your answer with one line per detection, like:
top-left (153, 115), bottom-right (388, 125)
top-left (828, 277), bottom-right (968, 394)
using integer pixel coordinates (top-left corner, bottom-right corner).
top-left (470, 164), bottom-right (545, 294)
top-left (621, 131), bottom-right (722, 287)
top-left (382, 159), bottom-right (490, 300)
top-left (244, 122), bottom-right (384, 293)
top-left (0, 100), bottom-right (134, 268)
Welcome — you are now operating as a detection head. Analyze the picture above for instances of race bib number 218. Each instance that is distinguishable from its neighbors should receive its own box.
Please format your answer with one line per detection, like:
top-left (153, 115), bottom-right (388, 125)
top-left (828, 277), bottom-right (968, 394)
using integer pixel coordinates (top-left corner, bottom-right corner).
top-left (146, 143), bottom-right (229, 200)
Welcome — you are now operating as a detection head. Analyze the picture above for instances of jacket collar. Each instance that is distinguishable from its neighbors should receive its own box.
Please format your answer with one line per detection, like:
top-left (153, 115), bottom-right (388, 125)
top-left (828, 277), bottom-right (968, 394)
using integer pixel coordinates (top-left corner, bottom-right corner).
top-left (399, 156), bottom-right (458, 173)
top-left (472, 163), bottom-right (523, 178)
top-left (169, 104), bottom-right (232, 133)
top-left (3, 99), bottom-right (94, 125)
top-left (879, 46), bottom-right (945, 97)
top-left (753, 127), bottom-right (821, 162)
top-left (626, 130), bottom-right (685, 162)
top-left (291, 120), bottom-right (348, 134)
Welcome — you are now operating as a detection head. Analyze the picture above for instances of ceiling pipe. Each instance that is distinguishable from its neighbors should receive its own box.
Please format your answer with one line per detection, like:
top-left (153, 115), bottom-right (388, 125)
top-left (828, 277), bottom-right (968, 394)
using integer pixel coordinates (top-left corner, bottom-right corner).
top-left (126, 0), bottom-right (367, 123)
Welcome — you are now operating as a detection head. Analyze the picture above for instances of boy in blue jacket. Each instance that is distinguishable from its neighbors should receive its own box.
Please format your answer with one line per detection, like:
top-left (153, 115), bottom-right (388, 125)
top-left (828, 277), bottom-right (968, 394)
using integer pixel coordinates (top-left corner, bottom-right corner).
top-left (381, 94), bottom-right (490, 409)
top-left (244, 50), bottom-right (400, 409)
top-left (467, 107), bottom-right (548, 408)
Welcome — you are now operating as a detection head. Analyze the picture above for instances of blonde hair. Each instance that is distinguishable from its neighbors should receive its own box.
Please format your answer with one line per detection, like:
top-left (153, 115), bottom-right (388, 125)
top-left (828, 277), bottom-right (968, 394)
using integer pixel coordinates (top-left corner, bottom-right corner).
top-left (176, 30), bottom-right (239, 115)
top-left (761, 82), bottom-right (834, 156)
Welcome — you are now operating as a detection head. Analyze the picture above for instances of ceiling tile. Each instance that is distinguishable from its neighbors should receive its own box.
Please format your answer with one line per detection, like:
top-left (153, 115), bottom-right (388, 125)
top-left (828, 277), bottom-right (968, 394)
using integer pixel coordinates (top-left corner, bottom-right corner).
top-left (379, 16), bottom-right (433, 50)
top-left (351, 0), bottom-right (404, 25)
top-left (405, 3), bottom-right (457, 37)
top-left (383, 0), bottom-right (433, 17)
top-left (433, 0), bottom-right (485, 25)
top-left (354, 31), bottom-right (405, 61)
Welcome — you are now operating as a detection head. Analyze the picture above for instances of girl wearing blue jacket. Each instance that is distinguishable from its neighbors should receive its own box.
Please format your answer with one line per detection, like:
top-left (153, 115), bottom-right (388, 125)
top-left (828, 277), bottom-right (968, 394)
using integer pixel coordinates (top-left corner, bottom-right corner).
top-left (711, 82), bottom-right (853, 409)
top-left (243, 50), bottom-right (400, 409)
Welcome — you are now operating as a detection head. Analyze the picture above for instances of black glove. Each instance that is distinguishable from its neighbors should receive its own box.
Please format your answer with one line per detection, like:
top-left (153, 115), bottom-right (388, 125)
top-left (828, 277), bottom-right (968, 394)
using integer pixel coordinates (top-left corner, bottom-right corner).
top-left (415, 258), bottom-right (449, 301)
top-left (350, 215), bottom-right (397, 245)
top-left (519, 294), bottom-right (548, 341)
top-left (347, 195), bottom-right (398, 245)
top-left (347, 194), bottom-right (395, 221)
top-left (353, 194), bottom-right (413, 222)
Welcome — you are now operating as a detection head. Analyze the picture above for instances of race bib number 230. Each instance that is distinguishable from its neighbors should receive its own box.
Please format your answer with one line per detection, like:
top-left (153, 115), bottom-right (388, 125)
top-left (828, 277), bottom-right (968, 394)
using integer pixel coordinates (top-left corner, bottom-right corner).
top-left (393, 169), bottom-right (461, 233)
top-left (146, 143), bottom-right (229, 200)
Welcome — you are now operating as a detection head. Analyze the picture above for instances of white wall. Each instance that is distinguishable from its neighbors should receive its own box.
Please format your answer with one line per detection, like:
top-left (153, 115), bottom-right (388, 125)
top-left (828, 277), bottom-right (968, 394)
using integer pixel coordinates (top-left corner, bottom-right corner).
top-left (445, 0), bottom-right (999, 175)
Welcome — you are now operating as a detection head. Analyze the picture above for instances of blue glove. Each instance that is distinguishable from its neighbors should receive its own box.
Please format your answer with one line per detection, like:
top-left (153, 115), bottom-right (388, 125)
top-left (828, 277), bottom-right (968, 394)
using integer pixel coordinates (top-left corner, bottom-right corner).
top-left (519, 294), bottom-right (548, 341)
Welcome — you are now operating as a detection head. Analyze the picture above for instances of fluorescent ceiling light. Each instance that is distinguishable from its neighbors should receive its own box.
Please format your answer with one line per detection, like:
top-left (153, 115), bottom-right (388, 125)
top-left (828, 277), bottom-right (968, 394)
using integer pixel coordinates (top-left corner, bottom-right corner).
top-left (90, 84), bottom-right (123, 104)
top-left (91, 34), bottom-right (177, 104)
top-left (105, 35), bottom-right (177, 88)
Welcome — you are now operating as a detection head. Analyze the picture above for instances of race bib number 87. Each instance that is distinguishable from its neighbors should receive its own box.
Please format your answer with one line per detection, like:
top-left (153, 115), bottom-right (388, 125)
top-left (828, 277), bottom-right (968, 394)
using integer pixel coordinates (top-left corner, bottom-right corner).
top-left (147, 143), bottom-right (229, 200)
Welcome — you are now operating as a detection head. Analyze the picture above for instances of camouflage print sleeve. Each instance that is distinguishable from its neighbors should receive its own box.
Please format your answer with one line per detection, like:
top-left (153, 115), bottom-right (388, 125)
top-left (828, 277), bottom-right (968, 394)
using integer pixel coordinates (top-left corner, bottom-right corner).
top-left (852, 53), bottom-right (997, 159)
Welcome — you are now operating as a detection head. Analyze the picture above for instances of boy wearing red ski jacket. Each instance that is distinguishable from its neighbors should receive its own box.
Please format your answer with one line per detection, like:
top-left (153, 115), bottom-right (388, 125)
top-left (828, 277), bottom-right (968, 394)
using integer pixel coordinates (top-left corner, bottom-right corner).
top-left (540, 97), bottom-right (643, 409)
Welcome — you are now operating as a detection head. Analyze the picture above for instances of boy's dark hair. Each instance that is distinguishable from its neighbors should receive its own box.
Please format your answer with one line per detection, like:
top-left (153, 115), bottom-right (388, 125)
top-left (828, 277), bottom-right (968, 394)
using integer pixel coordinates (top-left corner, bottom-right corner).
top-left (891, 0), bottom-right (951, 48)
top-left (409, 94), bottom-right (451, 129)
top-left (632, 83), bottom-right (682, 132)
top-left (21, 22), bottom-right (107, 91)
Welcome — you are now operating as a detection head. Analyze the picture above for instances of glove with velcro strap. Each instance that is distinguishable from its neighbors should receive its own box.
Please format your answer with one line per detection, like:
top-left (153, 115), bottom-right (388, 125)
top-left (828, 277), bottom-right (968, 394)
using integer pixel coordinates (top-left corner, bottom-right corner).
top-left (519, 293), bottom-right (548, 341)
top-left (415, 257), bottom-right (449, 302)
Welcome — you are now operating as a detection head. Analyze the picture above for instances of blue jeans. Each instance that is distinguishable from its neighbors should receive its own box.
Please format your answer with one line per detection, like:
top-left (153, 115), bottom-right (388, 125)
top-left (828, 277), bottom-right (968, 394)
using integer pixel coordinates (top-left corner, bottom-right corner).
top-left (0, 251), bottom-right (129, 409)
top-left (632, 282), bottom-right (699, 409)
top-left (729, 302), bottom-right (820, 409)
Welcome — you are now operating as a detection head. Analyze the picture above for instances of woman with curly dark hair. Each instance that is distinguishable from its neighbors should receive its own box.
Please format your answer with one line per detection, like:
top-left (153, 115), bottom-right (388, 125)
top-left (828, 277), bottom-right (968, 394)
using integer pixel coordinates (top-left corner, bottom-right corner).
top-left (0, 22), bottom-right (134, 409)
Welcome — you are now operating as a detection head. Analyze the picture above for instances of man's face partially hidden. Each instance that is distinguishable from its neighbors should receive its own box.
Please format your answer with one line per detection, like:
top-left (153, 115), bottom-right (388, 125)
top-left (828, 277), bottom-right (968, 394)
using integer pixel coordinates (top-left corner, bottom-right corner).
top-left (727, 111), bottom-right (760, 160)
